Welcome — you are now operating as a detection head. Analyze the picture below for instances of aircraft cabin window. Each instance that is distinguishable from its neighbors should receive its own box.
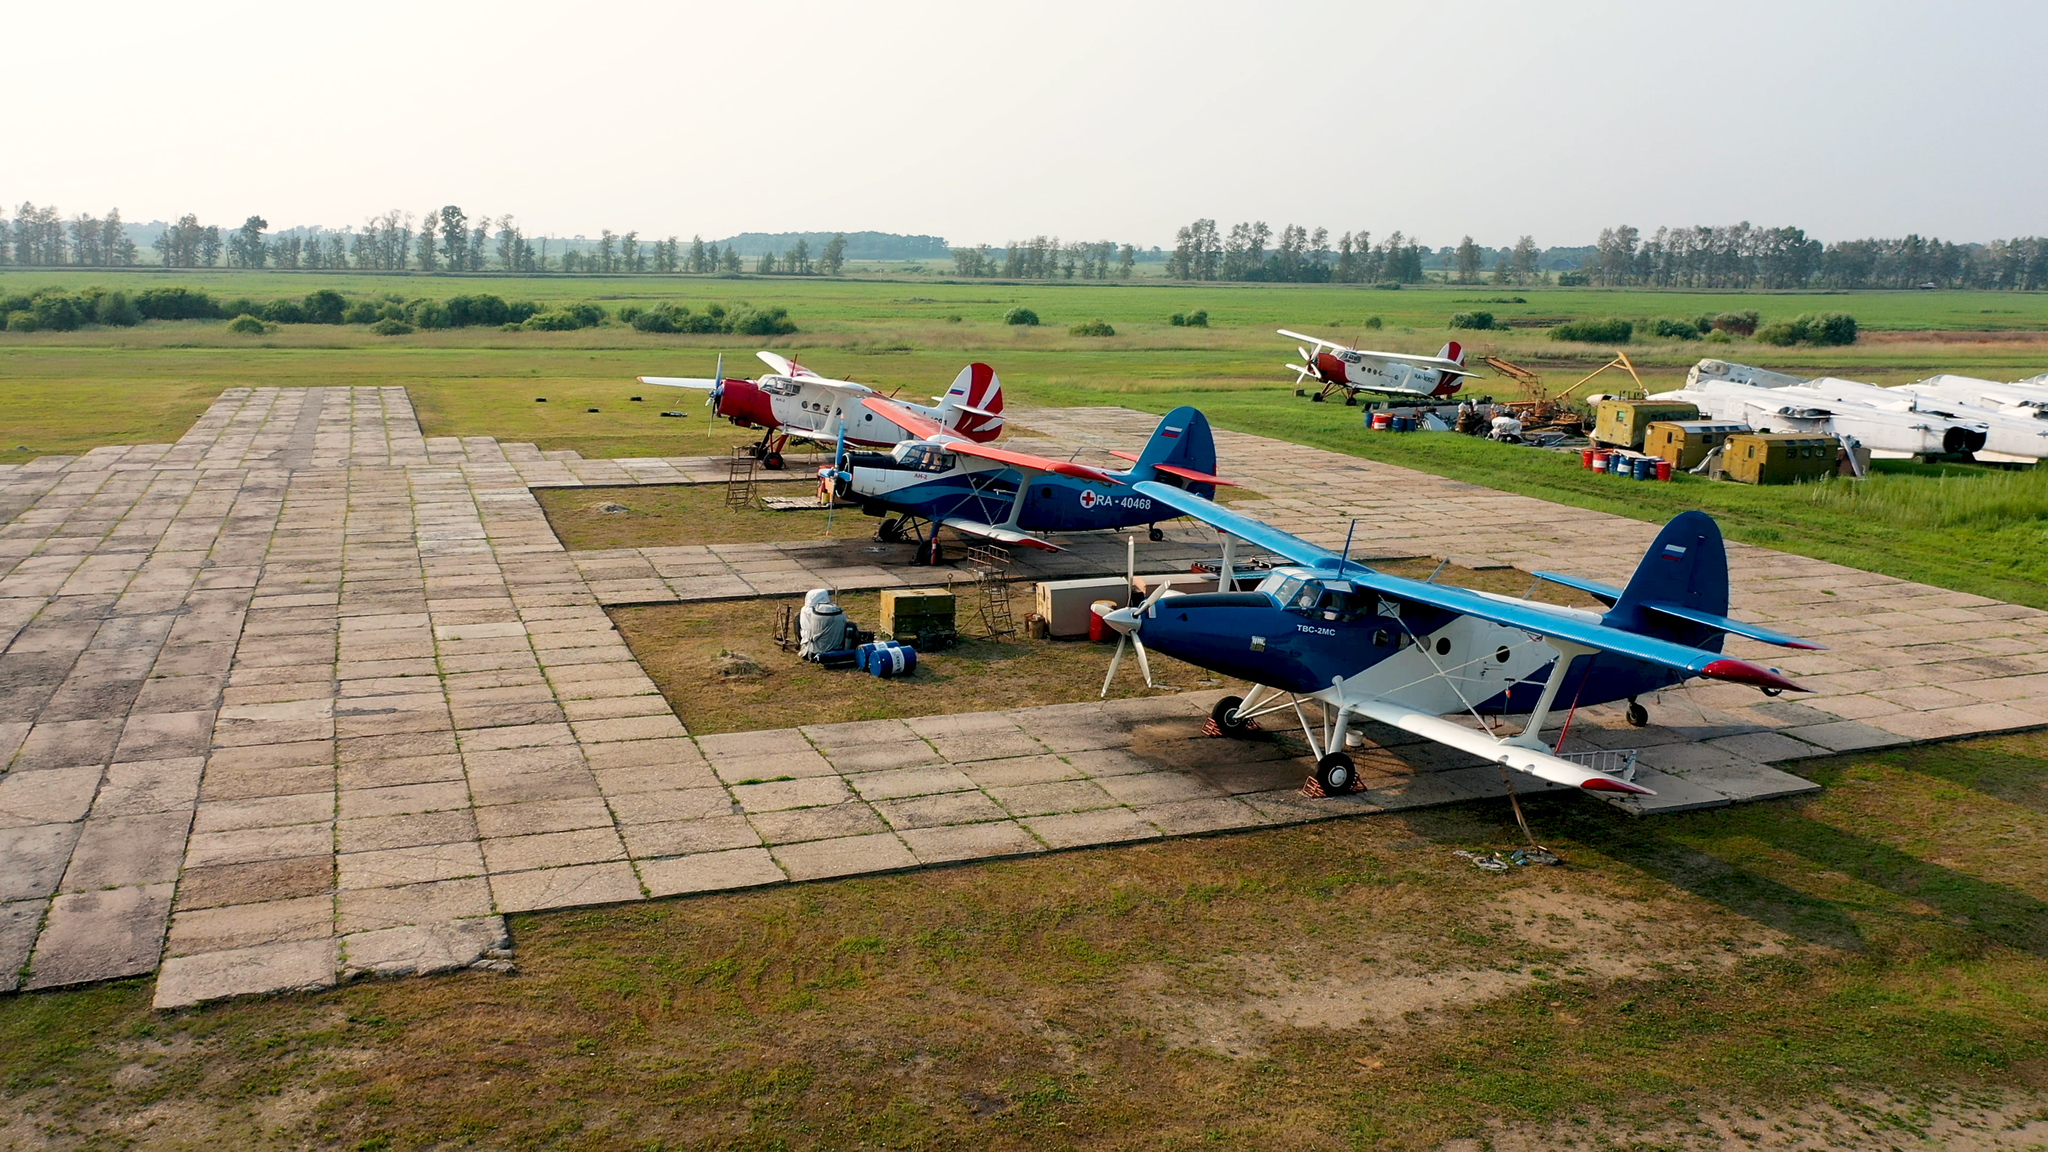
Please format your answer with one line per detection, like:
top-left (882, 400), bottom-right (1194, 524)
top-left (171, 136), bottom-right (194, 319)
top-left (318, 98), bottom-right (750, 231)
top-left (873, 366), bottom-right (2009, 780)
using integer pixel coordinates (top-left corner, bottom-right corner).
top-left (762, 380), bottom-right (801, 396)
top-left (1435, 637), bottom-right (1451, 656)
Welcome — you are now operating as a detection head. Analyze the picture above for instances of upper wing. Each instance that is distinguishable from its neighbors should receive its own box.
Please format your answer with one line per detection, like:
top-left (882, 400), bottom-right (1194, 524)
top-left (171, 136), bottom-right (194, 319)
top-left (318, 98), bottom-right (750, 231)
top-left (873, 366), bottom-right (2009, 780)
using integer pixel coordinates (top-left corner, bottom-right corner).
top-left (859, 397), bottom-right (1114, 482)
top-left (1278, 328), bottom-right (1342, 351)
top-left (757, 350), bottom-right (820, 378)
top-left (637, 376), bottom-right (718, 390)
top-left (1354, 350), bottom-right (1481, 376)
top-left (1133, 481), bottom-right (1808, 692)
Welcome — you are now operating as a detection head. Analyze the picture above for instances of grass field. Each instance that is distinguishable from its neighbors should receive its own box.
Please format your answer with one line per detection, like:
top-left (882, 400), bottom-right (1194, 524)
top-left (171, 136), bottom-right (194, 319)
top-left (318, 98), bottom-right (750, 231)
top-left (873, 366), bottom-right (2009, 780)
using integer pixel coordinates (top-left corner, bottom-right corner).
top-left (4, 733), bottom-right (2046, 1148)
top-left (7, 275), bottom-right (2048, 1144)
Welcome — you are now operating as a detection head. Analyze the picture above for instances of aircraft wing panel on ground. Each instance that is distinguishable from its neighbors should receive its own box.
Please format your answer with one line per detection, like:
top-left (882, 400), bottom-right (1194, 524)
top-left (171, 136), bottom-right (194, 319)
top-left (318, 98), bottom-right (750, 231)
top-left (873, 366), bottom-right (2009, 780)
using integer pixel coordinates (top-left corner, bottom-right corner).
top-left (637, 376), bottom-right (719, 390)
top-left (1349, 696), bottom-right (1655, 795)
top-left (936, 517), bottom-right (1063, 550)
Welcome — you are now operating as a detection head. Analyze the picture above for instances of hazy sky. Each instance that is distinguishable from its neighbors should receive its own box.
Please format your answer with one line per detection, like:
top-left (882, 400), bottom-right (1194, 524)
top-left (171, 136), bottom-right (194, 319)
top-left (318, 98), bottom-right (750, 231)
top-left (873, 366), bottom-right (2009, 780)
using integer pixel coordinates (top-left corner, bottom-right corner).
top-left (13, 0), bottom-right (2045, 249)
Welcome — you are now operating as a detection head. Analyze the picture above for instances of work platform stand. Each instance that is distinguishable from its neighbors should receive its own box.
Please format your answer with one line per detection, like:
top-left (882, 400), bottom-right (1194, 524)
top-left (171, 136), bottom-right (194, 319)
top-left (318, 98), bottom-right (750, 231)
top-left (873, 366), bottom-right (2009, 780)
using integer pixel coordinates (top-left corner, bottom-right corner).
top-left (967, 545), bottom-right (1017, 638)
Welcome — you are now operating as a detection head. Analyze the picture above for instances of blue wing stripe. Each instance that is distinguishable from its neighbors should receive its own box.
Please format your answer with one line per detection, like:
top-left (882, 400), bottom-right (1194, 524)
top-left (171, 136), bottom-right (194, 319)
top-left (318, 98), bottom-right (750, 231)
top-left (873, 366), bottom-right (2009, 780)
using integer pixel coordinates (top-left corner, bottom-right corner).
top-left (1531, 570), bottom-right (1623, 605)
top-left (1133, 481), bottom-right (1341, 569)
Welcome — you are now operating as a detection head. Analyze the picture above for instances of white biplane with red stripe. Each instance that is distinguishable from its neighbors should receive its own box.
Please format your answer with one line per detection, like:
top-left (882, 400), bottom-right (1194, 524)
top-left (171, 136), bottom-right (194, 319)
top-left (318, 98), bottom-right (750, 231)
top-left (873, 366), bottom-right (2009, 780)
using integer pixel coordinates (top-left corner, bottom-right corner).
top-left (638, 352), bottom-right (1004, 469)
top-left (1280, 329), bottom-right (1479, 403)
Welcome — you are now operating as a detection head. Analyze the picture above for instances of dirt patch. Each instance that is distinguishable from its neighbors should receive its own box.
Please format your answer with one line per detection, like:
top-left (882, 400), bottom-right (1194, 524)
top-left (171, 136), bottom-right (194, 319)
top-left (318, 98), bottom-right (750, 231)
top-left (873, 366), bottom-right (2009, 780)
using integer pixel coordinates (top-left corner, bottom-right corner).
top-left (535, 481), bottom-right (872, 550)
top-left (609, 590), bottom-right (1213, 734)
top-left (1124, 883), bottom-right (1787, 1058)
top-left (1473, 1087), bottom-right (2048, 1151)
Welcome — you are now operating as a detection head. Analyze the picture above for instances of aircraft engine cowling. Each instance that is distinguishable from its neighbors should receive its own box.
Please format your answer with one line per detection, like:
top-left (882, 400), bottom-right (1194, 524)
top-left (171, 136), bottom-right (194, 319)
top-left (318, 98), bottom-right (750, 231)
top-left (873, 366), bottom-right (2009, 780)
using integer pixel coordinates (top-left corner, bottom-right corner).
top-left (1943, 426), bottom-right (1989, 455)
top-left (716, 379), bottom-right (776, 429)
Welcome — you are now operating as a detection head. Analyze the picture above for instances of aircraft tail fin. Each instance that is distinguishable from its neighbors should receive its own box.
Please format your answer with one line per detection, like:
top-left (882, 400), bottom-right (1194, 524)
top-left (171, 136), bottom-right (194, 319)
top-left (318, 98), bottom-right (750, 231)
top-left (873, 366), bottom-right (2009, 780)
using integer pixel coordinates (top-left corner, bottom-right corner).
top-left (1600, 511), bottom-right (1730, 652)
top-left (937, 363), bottom-right (1005, 442)
top-left (1129, 407), bottom-right (1221, 492)
top-left (1436, 340), bottom-right (1465, 366)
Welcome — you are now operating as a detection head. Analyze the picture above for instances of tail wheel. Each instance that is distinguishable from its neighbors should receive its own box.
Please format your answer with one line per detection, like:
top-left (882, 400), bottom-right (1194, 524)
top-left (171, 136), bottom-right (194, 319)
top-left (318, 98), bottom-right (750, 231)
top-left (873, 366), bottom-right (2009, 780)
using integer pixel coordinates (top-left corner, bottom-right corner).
top-left (762, 450), bottom-right (785, 471)
top-left (1316, 753), bottom-right (1356, 794)
top-left (1148, 526), bottom-right (1165, 543)
top-left (1626, 699), bottom-right (1649, 727)
top-left (1211, 695), bottom-right (1253, 739)
top-left (878, 518), bottom-right (906, 543)
top-left (916, 537), bottom-right (944, 566)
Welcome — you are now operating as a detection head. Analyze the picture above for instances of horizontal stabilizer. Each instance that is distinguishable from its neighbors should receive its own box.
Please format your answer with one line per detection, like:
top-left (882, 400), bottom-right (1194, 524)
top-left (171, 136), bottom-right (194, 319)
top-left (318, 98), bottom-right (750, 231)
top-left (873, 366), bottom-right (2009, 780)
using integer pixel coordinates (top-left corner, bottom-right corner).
top-left (1153, 463), bottom-right (1236, 487)
top-left (1532, 570), bottom-right (1623, 606)
top-left (1351, 698), bottom-right (1654, 795)
top-left (1643, 603), bottom-right (1826, 650)
top-left (937, 517), bottom-right (1063, 551)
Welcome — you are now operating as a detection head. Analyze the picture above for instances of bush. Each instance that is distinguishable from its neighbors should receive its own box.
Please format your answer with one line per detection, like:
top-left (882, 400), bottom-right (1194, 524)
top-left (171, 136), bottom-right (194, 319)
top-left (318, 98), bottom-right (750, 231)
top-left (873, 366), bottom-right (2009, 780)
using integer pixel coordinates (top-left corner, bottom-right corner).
top-left (1705, 329), bottom-right (1733, 344)
top-left (1003, 307), bottom-right (1038, 326)
top-left (444, 294), bottom-right (511, 328)
top-left (261, 298), bottom-right (307, 324)
top-left (6, 310), bottom-right (37, 332)
top-left (371, 317), bottom-right (414, 336)
top-left (727, 305), bottom-right (796, 336)
top-left (135, 287), bottom-right (220, 320)
top-left (1652, 318), bottom-right (1700, 340)
top-left (1711, 310), bottom-right (1761, 336)
top-left (227, 314), bottom-right (267, 334)
top-left (94, 291), bottom-right (142, 327)
top-left (521, 310), bottom-right (589, 331)
top-left (1363, 316), bottom-right (1383, 330)
top-left (31, 295), bottom-right (83, 331)
top-left (1755, 312), bottom-right (1858, 347)
top-left (302, 289), bottom-right (347, 325)
top-left (1548, 317), bottom-right (1633, 343)
top-left (630, 308), bottom-right (675, 333)
top-left (1069, 319), bottom-right (1115, 337)
top-left (1448, 311), bottom-right (1494, 330)
top-left (342, 300), bottom-right (381, 325)
top-left (1556, 271), bottom-right (1590, 286)
top-left (220, 298), bottom-right (259, 321)
top-left (1169, 309), bottom-right (1208, 327)
top-left (1373, 281), bottom-right (1402, 291)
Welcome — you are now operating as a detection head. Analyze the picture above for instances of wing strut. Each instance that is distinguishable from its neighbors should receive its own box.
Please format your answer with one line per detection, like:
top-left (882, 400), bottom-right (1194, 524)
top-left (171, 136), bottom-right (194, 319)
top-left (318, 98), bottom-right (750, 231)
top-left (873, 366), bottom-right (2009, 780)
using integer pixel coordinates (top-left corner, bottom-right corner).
top-left (1506, 639), bottom-right (1597, 753)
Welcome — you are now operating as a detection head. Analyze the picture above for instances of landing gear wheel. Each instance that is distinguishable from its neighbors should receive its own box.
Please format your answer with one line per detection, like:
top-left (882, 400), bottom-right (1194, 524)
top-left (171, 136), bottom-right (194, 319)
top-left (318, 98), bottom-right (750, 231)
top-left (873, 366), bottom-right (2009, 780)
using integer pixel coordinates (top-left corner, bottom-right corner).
top-left (1310, 392), bottom-right (1326, 403)
top-left (1316, 752), bottom-right (1356, 795)
top-left (915, 537), bottom-right (944, 566)
top-left (1626, 700), bottom-right (1649, 728)
top-left (1148, 526), bottom-right (1166, 543)
top-left (1344, 396), bottom-right (1358, 407)
top-left (878, 518), bottom-right (906, 543)
top-left (1211, 696), bottom-right (1253, 739)
top-left (762, 450), bottom-right (785, 471)
top-left (1761, 687), bottom-right (1783, 698)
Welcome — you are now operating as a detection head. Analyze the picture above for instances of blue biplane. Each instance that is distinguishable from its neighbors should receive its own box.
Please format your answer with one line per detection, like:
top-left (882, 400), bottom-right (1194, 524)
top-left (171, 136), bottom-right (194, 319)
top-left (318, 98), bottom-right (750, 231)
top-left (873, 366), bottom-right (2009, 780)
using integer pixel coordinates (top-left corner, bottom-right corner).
top-left (827, 401), bottom-right (1232, 564)
top-left (1099, 484), bottom-right (1822, 797)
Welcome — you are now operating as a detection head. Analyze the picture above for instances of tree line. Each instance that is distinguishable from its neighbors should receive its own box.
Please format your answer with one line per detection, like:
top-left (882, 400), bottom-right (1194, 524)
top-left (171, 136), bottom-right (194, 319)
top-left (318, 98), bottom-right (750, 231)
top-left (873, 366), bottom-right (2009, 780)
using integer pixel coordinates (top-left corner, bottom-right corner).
top-left (1581, 224), bottom-right (2048, 291)
top-left (1163, 221), bottom-right (1429, 284)
top-left (949, 237), bottom-right (1138, 280)
top-left (2, 203), bottom-right (850, 277)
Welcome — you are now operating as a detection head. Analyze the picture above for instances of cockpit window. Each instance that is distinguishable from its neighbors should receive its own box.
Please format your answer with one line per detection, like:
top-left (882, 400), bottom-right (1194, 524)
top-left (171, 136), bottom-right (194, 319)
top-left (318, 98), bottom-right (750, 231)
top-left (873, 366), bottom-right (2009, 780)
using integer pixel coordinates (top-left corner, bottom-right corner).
top-left (761, 378), bottom-right (801, 396)
top-left (891, 443), bottom-right (955, 472)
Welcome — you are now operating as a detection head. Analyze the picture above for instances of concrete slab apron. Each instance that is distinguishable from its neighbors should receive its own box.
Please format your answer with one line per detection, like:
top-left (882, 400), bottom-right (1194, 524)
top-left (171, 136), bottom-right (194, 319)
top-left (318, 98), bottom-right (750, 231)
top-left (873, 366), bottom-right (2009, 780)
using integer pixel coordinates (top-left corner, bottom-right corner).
top-left (3, 391), bottom-right (2044, 1008)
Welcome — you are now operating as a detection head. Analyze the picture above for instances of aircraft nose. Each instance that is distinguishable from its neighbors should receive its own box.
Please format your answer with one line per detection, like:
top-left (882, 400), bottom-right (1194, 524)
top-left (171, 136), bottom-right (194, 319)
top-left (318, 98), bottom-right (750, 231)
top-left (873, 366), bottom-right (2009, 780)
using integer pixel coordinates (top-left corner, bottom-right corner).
top-left (1100, 606), bottom-right (1140, 634)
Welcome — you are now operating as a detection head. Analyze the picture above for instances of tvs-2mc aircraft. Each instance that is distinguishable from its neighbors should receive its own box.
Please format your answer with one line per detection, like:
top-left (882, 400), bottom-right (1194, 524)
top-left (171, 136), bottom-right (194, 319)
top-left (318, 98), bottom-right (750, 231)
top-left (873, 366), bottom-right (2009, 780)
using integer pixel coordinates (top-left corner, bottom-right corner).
top-left (639, 351), bottom-right (1004, 468)
top-left (1280, 329), bottom-right (1479, 402)
top-left (824, 402), bottom-right (1232, 565)
top-left (1099, 486), bottom-right (1820, 798)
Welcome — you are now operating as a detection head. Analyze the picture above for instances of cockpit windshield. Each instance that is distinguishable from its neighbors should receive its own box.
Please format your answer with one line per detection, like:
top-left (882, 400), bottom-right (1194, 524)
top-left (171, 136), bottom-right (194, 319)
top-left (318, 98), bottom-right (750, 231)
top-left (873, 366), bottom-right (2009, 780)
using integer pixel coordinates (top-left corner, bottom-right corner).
top-left (761, 378), bottom-right (802, 396)
top-left (891, 442), bottom-right (956, 472)
top-left (1257, 575), bottom-right (1367, 622)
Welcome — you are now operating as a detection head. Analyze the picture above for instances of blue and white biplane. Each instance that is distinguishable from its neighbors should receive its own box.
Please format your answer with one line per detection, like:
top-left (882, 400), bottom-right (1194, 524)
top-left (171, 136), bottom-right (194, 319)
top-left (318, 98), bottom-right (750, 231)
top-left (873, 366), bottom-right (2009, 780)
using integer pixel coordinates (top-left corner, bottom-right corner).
top-left (1099, 483), bottom-right (1822, 798)
top-left (828, 400), bottom-right (1233, 564)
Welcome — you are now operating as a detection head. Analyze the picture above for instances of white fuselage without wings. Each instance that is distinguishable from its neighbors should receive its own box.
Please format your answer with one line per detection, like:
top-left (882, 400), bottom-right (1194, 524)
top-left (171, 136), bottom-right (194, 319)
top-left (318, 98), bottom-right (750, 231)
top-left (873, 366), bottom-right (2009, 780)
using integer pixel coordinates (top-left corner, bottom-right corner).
top-left (1660, 361), bottom-right (1994, 459)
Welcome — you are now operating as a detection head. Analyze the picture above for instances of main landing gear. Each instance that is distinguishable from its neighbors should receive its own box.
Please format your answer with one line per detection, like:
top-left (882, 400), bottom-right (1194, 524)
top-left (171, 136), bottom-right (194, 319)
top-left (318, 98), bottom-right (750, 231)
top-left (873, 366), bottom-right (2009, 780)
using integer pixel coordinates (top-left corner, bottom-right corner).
top-left (1213, 690), bottom-right (1359, 796)
top-left (879, 516), bottom-right (947, 566)
top-left (745, 430), bottom-right (789, 470)
top-left (1148, 526), bottom-right (1165, 543)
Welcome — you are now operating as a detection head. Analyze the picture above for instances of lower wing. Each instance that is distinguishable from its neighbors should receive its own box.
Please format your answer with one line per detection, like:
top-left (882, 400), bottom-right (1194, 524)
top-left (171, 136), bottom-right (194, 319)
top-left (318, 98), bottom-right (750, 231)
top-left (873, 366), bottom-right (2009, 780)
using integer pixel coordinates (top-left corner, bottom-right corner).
top-left (937, 517), bottom-right (1062, 551)
top-left (1350, 697), bottom-right (1655, 795)
top-left (637, 376), bottom-right (718, 390)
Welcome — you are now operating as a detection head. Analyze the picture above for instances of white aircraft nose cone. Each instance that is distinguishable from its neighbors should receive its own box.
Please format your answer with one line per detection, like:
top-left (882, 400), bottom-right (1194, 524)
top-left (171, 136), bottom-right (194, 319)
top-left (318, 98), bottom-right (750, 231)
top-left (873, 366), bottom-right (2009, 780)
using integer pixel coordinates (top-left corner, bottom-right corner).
top-left (1101, 606), bottom-right (1140, 634)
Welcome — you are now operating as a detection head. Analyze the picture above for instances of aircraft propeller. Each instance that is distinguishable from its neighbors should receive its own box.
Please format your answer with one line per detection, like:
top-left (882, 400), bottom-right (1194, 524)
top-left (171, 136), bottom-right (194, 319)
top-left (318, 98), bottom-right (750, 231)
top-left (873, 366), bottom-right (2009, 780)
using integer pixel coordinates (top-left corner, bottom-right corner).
top-left (1098, 538), bottom-right (1174, 697)
top-left (707, 353), bottom-right (724, 438)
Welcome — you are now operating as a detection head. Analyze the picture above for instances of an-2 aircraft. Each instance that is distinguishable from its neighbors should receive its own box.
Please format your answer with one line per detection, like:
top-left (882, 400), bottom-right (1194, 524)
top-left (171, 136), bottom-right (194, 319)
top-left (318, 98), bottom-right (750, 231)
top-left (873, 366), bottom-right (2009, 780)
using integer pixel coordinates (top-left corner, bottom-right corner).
top-left (638, 352), bottom-right (1004, 468)
top-left (820, 402), bottom-right (1232, 565)
top-left (1096, 486), bottom-right (1819, 798)
top-left (1280, 329), bottom-right (1479, 403)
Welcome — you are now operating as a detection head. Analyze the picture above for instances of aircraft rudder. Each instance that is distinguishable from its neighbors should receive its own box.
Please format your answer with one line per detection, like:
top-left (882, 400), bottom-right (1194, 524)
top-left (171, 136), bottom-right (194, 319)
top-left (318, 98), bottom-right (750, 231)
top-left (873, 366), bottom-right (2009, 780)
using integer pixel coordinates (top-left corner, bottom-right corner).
top-left (941, 362), bottom-right (1005, 442)
top-left (1602, 510), bottom-right (1729, 647)
top-left (1133, 406), bottom-right (1217, 477)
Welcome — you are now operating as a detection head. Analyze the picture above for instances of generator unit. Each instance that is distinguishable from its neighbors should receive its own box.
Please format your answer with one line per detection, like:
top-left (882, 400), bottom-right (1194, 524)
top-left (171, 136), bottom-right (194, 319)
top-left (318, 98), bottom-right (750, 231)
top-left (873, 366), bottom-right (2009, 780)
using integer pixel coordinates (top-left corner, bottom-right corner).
top-left (1645, 420), bottom-right (1750, 471)
top-left (1593, 399), bottom-right (1701, 449)
top-left (1722, 432), bottom-right (1841, 485)
top-left (879, 587), bottom-right (957, 649)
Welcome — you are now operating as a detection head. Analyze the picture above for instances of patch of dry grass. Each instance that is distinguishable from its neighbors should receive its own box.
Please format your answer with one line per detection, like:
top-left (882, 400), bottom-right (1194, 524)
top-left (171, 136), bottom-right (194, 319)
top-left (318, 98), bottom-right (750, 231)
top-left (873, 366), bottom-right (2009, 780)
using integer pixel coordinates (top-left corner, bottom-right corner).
top-left (535, 482), bottom-right (867, 551)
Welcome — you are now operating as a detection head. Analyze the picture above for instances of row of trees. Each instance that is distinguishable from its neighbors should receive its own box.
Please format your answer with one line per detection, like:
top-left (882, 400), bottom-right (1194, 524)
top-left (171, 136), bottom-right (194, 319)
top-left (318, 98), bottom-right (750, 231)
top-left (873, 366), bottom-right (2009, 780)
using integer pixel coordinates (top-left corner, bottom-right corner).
top-left (950, 237), bottom-right (1138, 280)
top-left (6, 204), bottom-right (140, 266)
top-left (1165, 221), bottom-right (1428, 284)
top-left (1585, 224), bottom-right (2048, 291)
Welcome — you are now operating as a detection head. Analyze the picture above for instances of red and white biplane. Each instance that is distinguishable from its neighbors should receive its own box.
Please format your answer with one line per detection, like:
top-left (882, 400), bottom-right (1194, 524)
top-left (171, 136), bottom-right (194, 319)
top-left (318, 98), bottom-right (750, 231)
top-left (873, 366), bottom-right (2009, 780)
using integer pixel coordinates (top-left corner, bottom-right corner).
top-left (1280, 329), bottom-right (1479, 403)
top-left (638, 352), bottom-right (1003, 468)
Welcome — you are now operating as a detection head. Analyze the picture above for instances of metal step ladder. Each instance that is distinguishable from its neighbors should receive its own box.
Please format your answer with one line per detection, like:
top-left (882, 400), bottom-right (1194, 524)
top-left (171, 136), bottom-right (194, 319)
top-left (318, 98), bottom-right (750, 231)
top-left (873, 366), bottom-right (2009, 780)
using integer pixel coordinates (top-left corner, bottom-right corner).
top-left (725, 446), bottom-right (757, 509)
top-left (967, 544), bottom-right (1016, 638)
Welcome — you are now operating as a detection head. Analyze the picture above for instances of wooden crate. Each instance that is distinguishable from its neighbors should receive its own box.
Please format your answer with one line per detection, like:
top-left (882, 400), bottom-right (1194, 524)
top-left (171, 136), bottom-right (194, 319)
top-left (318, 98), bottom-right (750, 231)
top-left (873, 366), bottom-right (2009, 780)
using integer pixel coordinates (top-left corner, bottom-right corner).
top-left (1645, 420), bottom-right (1749, 470)
top-left (880, 588), bottom-right (956, 644)
top-left (1722, 433), bottom-right (1840, 485)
